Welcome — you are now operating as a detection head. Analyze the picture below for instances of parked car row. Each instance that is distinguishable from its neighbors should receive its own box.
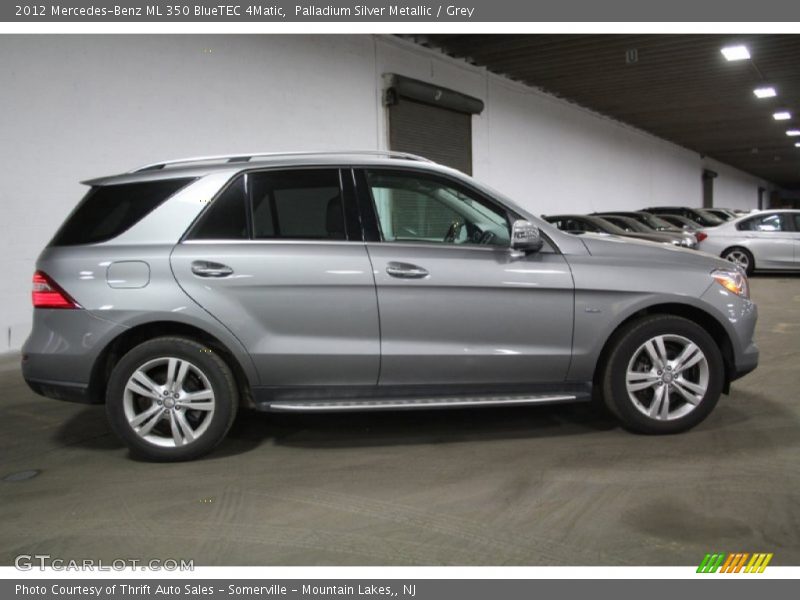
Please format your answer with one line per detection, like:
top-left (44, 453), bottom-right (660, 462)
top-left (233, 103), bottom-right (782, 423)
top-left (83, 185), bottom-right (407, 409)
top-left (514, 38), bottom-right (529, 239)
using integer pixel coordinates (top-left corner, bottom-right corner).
top-left (543, 209), bottom-right (700, 249)
top-left (545, 205), bottom-right (800, 276)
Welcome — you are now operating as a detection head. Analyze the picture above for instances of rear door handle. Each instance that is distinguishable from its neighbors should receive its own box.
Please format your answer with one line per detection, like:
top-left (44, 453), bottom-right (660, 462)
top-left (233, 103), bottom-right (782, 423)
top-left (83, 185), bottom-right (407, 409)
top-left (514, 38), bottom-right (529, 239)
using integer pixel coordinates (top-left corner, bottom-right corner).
top-left (386, 261), bottom-right (429, 279)
top-left (191, 261), bottom-right (234, 278)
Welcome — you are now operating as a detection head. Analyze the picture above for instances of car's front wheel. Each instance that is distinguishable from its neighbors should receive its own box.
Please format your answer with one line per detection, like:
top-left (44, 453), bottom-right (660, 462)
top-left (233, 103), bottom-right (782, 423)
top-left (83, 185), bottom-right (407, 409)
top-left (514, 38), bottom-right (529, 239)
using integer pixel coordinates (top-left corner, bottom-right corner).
top-left (106, 337), bottom-right (238, 461)
top-left (601, 315), bottom-right (724, 434)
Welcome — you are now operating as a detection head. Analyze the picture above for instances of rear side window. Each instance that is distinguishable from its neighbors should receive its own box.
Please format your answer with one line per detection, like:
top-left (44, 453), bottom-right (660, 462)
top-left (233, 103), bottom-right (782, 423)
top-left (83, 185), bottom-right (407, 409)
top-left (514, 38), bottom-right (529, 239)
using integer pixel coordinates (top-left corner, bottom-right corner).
top-left (189, 176), bottom-right (248, 240)
top-left (737, 213), bottom-right (787, 232)
top-left (186, 169), bottom-right (346, 241)
top-left (50, 178), bottom-right (194, 246)
top-left (250, 170), bottom-right (345, 240)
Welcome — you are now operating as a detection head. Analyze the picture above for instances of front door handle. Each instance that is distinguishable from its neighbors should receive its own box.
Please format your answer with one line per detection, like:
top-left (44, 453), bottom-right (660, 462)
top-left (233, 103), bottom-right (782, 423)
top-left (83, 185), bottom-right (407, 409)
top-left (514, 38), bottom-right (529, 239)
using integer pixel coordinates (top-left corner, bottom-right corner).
top-left (191, 261), bottom-right (234, 278)
top-left (386, 261), bottom-right (429, 279)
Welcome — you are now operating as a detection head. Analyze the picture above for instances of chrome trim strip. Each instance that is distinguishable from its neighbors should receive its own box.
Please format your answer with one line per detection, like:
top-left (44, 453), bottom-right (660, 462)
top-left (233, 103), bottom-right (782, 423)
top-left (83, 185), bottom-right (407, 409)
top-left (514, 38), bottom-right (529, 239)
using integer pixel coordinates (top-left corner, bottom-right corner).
top-left (180, 239), bottom-right (360, 246)
top-left (267, 394), bottom-right (577, 412)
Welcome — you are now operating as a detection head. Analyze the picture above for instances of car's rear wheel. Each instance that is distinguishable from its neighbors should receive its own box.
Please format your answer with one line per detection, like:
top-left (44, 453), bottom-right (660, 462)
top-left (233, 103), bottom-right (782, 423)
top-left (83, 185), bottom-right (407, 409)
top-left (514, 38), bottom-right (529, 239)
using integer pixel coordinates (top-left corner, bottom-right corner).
top-left (601, 315), bottom-right (724, 434)
top-left (721, 247), bottom-right (754, 276)
top-left (106, 337), bottom-right (238, 461)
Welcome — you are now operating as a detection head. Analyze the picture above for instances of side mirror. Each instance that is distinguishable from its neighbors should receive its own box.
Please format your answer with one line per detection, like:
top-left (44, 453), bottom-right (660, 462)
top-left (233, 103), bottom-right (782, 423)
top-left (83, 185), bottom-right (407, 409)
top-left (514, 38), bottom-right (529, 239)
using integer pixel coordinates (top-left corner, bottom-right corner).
top-left (510, 220), bottom-right (544, 253)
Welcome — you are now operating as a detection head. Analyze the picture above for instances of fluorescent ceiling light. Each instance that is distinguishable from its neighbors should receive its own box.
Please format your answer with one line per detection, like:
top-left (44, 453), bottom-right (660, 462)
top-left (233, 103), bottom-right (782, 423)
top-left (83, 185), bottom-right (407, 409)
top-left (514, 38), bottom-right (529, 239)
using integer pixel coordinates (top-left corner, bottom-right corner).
top-left (773, 111), bottom-right (792, 120)
top-left (786, 130), bottom-right (800, 136)
top-left (721, 45), bottom-right (751, 61)
top-left (796, 143), bottom-right (800, 148)
top-left (753, 87), bottom-right (777, 98)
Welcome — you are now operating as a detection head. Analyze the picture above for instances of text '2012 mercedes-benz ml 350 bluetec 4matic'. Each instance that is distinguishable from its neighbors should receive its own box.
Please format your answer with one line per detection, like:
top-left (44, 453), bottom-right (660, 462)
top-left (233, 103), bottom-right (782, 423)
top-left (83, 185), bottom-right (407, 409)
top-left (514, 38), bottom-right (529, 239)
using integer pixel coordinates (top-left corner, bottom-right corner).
top-left (23, 152), bottom-right (759, 461)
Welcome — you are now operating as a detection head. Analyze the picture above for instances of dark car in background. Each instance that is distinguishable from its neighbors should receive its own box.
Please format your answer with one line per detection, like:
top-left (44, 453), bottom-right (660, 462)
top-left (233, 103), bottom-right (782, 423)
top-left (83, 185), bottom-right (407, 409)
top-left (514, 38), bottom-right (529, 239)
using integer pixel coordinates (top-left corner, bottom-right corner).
top-left (705, 208), bottom-right (738, 221)
top-left (595, 211), bottom-right (685, 234)
top-left (543, 214), bottom-right (695, 247)
top-left (656, 213), bottom-right (706, 232)
top-left (645, 206), bottom-right (724, 228)
top-left (596, 214), bottom-right (697, 248)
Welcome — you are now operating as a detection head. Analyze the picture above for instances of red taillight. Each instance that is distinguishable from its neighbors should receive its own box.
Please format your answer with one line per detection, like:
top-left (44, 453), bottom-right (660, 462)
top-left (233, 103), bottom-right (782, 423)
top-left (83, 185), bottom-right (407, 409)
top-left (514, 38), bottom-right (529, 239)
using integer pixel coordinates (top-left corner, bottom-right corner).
top-left (32, 271), bottom-right (80, 309)
top-left (696, 232), bottom-right (708, 243)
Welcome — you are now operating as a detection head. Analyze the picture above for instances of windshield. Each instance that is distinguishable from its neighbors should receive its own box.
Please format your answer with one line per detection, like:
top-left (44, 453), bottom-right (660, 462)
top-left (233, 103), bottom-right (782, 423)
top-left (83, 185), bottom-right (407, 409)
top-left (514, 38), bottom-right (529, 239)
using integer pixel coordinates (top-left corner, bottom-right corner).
top-left (638, 213), bottom-right (682, 232)
top-left (693, 209), bottom-right (724, 226)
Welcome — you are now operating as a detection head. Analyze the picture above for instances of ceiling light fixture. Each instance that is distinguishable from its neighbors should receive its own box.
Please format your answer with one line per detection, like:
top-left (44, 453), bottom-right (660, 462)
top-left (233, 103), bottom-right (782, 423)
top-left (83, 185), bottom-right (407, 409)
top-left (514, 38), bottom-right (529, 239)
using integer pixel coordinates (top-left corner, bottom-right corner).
top-left (721, 45), bottom-right (751, 61)
top-left (773, 111), bottom-right (792, 120)
top-left (753, 87), bottom-right (777, 98)
top-left (786, 130), bottom-right (800, 136)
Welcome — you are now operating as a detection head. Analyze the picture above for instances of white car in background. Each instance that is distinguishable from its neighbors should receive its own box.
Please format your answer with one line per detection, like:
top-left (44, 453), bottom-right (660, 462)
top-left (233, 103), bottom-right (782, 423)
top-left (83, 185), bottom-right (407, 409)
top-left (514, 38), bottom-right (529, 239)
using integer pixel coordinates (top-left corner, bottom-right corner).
top-left (697, 209), bottom-right (800, 275)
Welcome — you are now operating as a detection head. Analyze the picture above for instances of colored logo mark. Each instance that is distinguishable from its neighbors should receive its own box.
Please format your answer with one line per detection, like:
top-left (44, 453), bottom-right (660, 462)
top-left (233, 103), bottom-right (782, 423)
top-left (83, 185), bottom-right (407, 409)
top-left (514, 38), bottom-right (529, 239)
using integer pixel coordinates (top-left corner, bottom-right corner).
top-left (697, 552), bottom-right (773, 573)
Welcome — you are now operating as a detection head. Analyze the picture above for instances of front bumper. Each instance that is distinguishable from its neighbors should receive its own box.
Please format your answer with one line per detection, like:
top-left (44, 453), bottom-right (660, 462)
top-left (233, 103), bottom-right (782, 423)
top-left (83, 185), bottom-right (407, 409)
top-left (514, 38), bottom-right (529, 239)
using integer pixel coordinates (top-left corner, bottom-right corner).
top-left (732, 341), bottom-right (759, 381)
top-left (700, 282), bottom-right (759, 384)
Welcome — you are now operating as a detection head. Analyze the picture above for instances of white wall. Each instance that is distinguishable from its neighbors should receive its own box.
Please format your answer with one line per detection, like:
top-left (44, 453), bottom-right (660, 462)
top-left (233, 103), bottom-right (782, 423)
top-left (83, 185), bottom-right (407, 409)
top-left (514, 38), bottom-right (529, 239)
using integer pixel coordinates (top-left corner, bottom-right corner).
top-left (0, 34), bottom-right (773, 352)
top-left (704, 158), bottom-right (766, 210)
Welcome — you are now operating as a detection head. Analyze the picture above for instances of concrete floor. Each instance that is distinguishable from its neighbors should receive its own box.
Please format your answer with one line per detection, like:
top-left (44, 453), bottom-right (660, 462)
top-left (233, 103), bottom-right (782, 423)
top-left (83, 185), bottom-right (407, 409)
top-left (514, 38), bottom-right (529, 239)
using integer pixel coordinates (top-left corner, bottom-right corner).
top-left (0, 276), bottom-right (798, 566)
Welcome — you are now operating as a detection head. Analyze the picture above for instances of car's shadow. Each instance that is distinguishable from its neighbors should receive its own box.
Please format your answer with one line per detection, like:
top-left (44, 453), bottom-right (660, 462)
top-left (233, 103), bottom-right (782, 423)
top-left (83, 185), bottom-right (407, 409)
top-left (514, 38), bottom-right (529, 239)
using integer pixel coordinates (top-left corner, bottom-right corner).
top-left (54, 400), bottom-right (619, 460)
top-left (52, 385), bottom-right (800, 462)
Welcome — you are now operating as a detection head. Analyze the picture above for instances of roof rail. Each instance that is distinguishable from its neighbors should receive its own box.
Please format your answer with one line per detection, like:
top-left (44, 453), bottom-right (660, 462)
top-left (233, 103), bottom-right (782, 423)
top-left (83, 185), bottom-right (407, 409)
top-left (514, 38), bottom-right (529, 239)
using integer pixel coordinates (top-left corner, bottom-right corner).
top-left (130, 150), bottom-right (434, 173)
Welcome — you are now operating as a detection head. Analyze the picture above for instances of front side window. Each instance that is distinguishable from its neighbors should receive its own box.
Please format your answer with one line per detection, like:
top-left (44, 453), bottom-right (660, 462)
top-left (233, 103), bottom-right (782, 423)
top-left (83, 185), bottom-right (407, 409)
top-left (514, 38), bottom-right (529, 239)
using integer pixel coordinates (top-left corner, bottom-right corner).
top-left (364, 170), bottom-right (509, 247)
top-left (738, 213), bottom-right (786, 232)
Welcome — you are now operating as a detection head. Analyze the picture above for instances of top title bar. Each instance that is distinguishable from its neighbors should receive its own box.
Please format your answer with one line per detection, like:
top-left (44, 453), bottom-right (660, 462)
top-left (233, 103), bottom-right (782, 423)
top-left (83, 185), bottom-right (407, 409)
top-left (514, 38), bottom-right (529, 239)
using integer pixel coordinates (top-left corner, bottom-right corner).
top-left (4, 0), bottom-right (800, 22)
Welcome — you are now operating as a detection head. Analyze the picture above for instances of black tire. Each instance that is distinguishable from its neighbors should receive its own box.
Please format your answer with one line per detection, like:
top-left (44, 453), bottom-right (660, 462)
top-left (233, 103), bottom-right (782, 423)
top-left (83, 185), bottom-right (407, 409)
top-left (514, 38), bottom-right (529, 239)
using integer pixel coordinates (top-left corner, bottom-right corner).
top-left (721, 247), bottom-right (754, 276)
top-left (106, 336), bottom-right (239, 461)
top-left (601, 315), bottom-right (724, 434)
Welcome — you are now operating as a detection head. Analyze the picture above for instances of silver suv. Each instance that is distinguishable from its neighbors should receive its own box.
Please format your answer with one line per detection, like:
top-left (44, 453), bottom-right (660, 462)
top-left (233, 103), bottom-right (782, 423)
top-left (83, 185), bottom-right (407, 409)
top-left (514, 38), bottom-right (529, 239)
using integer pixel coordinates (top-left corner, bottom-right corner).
top-left (23, 152), bottom-right (759, 461)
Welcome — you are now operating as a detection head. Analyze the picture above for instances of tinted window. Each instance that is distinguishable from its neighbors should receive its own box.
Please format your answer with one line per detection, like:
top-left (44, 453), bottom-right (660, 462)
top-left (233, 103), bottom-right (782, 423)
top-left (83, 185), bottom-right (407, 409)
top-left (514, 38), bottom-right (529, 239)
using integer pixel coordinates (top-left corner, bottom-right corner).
top-left (364, 170), bottom-right (509, 246)
top-left (250, 170), bottom-right (344, 240)
top-left (737, 213), bottom-right (786, 232)
top-left (189, 176), bottom-right (248, 240)
top-left (569, 218), bottom-right (599, 233)
top-left (50, 178), bottom-right (194, 246)
top-left (602, 216), bottom-right (633, 231)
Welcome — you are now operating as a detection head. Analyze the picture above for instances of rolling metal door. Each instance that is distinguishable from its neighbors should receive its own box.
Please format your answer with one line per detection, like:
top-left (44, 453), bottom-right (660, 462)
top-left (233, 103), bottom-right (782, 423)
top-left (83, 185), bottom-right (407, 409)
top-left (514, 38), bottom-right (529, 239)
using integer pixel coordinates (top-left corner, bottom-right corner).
top-left (389, 98), bottom-right (473, 175)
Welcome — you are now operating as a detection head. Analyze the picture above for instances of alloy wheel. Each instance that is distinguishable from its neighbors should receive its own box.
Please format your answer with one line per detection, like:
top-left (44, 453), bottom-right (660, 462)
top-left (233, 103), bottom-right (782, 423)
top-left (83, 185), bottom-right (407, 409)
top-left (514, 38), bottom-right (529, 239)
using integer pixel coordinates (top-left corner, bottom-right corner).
top-left (725, 249), bottom-right (750, 271)
top-left (122, 357), bottom-right (216, 448)
top-left (625, 334), bottom-right (709, 421)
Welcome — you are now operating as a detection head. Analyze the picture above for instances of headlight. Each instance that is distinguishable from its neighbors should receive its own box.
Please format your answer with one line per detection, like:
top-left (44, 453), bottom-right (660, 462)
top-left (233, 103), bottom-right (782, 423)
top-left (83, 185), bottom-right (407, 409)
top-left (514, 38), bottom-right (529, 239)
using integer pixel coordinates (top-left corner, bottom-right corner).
top-left (712, 269), bottom-right (749, 298)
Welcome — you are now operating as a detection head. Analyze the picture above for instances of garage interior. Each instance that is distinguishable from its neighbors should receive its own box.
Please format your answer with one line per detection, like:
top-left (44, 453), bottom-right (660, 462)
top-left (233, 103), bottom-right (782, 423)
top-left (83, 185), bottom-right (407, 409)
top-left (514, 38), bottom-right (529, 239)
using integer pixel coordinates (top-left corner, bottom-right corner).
top-left (1, 34), bottom-right (799, 565)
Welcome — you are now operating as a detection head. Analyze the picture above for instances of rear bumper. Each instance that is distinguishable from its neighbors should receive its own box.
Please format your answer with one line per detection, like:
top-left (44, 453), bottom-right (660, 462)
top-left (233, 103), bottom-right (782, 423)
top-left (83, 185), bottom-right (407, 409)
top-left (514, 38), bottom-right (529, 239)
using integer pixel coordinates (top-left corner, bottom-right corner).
top-left (21, 308), bottom-right (127, 403)
top-left (22, 374), bottom-right (93, 404)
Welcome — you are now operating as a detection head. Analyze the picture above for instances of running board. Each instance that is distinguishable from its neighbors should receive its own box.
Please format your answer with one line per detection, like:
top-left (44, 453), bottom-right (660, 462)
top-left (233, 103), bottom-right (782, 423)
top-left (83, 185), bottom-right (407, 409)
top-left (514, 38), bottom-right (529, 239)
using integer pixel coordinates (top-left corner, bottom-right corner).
top-left (264, 393), bottom-right (582, 413)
